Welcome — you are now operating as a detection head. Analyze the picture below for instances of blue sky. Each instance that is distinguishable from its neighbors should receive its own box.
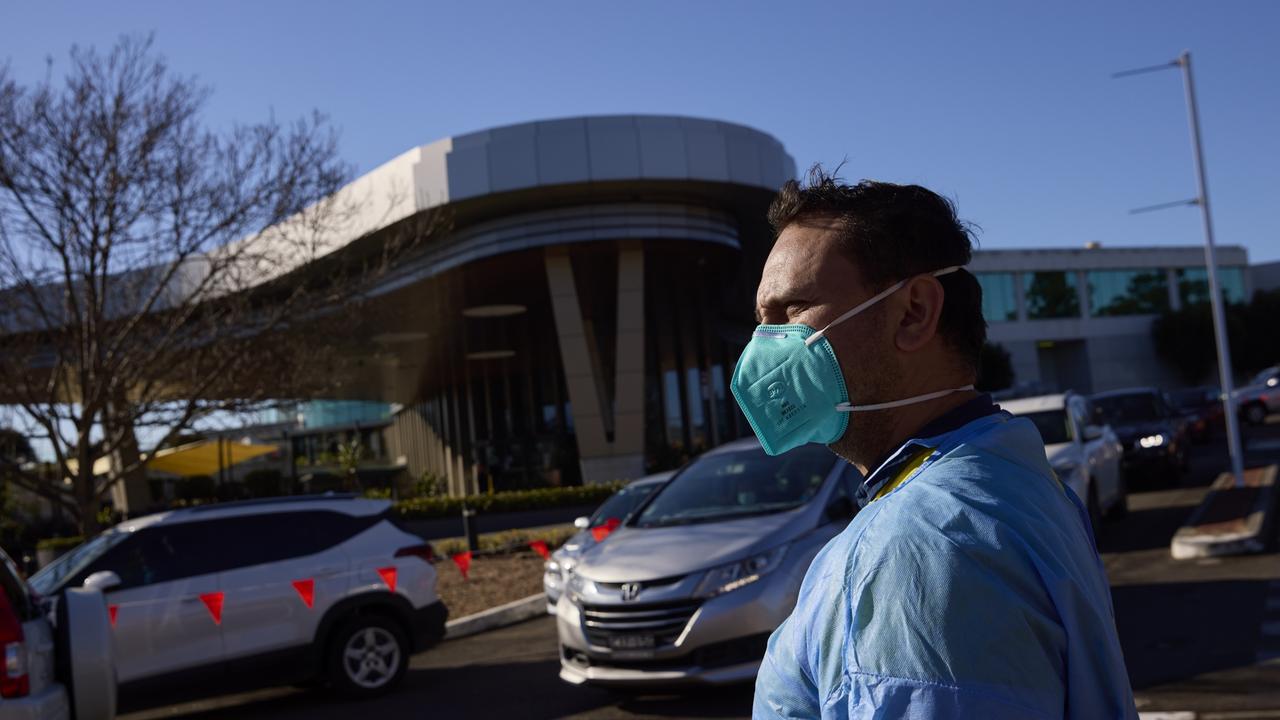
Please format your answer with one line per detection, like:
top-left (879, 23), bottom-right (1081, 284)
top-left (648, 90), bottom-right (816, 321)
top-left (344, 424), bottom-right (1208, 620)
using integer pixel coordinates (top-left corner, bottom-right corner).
top-left (3, 1), bottom-right (1278, 262)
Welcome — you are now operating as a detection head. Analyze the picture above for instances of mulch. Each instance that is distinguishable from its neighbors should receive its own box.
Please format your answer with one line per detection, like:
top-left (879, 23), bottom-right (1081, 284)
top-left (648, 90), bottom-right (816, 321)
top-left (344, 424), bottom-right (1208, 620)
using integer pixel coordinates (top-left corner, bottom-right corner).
top-left (435, 551), bottom-right (547, 619)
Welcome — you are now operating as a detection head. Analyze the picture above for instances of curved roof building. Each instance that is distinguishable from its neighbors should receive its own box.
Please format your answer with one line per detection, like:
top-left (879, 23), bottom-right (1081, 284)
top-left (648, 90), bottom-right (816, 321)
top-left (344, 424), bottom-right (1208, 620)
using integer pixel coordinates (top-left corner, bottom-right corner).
top-left (307, 116), bottom-right (797, 491)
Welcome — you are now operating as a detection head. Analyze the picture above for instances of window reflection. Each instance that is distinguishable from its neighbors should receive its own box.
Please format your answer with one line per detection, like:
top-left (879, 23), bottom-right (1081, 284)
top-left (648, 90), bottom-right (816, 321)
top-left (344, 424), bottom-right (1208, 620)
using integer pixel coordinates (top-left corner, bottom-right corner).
top-left (1025, 271), bottom-right (1080, 319)
top-left (1177, 267), bottom-right (1246, 306)
top-left (1087, 269), bottom-right (1169, 316)
top-left (975, 272), bottom-right (1017, 322)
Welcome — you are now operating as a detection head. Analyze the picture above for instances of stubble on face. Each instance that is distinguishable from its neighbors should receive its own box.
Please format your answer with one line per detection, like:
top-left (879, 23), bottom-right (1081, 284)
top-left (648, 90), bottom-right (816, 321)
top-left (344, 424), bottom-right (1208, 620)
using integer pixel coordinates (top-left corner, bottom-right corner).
top-left (825, 303), bottom-right (903, 472)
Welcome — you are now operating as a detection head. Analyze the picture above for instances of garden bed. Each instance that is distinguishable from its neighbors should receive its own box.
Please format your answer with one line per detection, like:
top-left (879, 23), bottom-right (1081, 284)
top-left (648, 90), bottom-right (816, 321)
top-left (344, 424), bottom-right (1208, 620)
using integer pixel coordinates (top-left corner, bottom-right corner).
top-left (435, 551), bottom-right (547, 619)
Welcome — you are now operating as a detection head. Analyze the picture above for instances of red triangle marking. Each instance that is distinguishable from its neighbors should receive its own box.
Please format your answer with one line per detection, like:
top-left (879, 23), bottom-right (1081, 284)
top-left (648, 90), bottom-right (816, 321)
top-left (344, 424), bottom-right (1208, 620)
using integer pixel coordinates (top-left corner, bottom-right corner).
top-left (451, 551), bottom-right (471, 580)
top-left (529, 540), bottom-right (550, 560)
top-left (199, 592), bottom-right (224, 625)
top-left (292, 579), bottom-right (315, 609)
top-left (377, 566), bottom-right (397, 593)
top-left (108, 604), bottom-right (118, 627)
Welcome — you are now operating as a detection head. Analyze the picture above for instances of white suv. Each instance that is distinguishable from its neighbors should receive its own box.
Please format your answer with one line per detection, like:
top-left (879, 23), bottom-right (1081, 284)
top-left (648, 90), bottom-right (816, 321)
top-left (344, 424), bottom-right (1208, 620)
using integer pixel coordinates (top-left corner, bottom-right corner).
top-left (28, 494), bottom-right (446, 709)
top-left (1002, 393), bottom-right (1127, 529)
top-left (0, 546), bottom-right (114, 720)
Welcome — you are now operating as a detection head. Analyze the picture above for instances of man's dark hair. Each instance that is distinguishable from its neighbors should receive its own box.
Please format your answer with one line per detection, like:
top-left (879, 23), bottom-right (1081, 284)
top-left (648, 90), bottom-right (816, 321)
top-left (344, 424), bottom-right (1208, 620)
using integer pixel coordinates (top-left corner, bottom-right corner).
top-left (768, 166), bottom-right (987, 370)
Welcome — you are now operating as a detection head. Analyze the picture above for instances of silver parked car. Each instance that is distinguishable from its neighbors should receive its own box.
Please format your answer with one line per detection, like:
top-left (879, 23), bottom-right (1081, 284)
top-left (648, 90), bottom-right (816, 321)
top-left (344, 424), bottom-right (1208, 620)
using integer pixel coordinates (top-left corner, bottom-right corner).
top-left (544, 472), bottom-right (673, 614)
top-left (556, 439), bottom-right (859, 687)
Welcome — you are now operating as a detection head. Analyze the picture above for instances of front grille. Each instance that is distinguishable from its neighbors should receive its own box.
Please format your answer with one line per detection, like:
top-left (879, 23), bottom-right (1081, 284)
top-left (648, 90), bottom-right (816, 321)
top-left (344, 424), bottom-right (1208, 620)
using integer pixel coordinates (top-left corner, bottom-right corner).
top-left (580, 599), bottom-right (701, 649)
top-left (563, 632), bottom-right (771, 671)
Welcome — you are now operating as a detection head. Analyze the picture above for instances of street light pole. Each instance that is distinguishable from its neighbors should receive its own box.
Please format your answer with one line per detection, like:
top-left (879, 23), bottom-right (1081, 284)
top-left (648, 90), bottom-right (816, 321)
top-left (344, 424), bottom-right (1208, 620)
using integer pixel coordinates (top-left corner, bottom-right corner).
top-left (1178, 51), bottom-right (1245, 488)
top-left (1113, 51), bottom-right (1245, 488)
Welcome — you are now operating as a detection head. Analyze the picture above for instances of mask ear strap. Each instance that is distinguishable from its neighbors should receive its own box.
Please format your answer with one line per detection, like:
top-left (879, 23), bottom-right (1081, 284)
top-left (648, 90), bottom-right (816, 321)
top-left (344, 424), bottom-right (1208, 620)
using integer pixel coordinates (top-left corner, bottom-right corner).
top-left (805, 279), bottom-right (906, 348)
top-left (804, 265), bottom-right (964, 348)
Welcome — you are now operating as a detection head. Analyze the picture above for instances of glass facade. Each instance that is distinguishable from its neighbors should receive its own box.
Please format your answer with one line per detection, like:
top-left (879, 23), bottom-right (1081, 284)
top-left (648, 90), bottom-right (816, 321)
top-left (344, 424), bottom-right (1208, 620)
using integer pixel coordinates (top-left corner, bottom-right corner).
top-left (382, 242), bottom-right (753, 495)
top-left (1025, 271), bottom-right (1080, 319)
top-left (976, 272), bottom-right (1018, 322)
top-left (1177, 266), bottom-right (1247, 306)
top-left (1087, 269), bottom-right (1169, 316)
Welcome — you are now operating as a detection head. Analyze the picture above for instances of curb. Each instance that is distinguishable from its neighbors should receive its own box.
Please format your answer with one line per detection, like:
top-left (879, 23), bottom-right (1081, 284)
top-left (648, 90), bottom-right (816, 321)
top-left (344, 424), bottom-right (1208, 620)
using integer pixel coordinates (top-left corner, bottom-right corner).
top-left (1171, 464), bottom-right (1278, 560)
top-left (443, 593), bottom-right (547, 640)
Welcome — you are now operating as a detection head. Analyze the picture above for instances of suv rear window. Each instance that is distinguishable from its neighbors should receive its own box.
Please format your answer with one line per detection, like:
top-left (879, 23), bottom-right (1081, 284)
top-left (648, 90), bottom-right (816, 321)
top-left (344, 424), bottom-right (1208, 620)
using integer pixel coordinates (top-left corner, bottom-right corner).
top-left (206, 510), bottom-right (380, 571)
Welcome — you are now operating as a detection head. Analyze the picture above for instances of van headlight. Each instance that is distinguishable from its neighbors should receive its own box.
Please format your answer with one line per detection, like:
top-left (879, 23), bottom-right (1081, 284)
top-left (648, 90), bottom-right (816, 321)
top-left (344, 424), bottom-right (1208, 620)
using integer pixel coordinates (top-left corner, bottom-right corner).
top-left (1138, 434), bottom-right (1166, 449)
top-left (693, 545), bottom-right (789, 599)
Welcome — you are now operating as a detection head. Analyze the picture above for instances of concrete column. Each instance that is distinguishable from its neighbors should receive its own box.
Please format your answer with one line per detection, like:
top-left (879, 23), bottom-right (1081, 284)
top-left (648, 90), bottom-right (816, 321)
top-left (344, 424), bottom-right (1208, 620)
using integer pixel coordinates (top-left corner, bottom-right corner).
top-left (1166, 268), bottom-right (1181, 311)
top-left (1014, 272), bottom-right (1028, 322)
top-left (544, 245), bottom-right (646, 485)
top-left (1074, 270), bottom-right (1090, 318)
top-left (545, 248), bottom-right (610, 458)
top-left (611, 243), bottom-right (646, 469)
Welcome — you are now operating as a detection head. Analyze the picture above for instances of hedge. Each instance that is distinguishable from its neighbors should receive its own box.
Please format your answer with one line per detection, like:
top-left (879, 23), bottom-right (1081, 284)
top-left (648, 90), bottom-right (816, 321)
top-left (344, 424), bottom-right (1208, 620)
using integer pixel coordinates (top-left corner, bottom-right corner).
top-left (37, 536), bottom-right (84, 552)
top-left (394, 482), bottom-right (625, 520)
top-left (433, 524), bottom-right (581, 558)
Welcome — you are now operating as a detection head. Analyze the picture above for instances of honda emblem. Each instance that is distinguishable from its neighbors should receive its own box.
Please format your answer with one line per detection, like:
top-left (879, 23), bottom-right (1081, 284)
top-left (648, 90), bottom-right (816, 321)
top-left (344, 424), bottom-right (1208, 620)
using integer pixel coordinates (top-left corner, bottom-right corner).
top-left (619, 582), bottom-right (641, 602)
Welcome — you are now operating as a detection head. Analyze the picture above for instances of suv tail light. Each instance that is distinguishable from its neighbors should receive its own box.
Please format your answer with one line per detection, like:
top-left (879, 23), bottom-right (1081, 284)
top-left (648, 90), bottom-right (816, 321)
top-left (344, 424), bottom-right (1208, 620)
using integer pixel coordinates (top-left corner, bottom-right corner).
top-left (0, 589), bottom-right (28, 699)
top-left (395, 543), bottom-right (437, 564)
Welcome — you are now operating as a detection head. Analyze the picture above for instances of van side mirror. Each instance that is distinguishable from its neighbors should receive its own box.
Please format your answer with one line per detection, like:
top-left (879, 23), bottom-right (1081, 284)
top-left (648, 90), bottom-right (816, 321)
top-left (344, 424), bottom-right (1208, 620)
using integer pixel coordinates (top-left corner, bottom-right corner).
top-left (825, 497), bottom-right (856, 523)
top-left (1083, 425), bottom-right (1103, 441)
top-left (573, 516), bottom-right (590, 530)
top-left (82, 570), bottom-right (121, 592)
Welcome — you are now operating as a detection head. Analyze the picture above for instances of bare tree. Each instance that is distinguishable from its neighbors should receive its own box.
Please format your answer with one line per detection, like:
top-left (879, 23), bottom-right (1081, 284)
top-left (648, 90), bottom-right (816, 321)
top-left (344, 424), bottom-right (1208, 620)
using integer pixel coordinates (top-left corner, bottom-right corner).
top-left (0, 36), bottom-right (434, 534)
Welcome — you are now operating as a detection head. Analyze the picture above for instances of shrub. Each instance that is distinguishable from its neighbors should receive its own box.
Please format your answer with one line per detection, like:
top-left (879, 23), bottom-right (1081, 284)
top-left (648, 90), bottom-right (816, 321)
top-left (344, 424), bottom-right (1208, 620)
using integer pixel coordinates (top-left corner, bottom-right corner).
top-left (177, 475), bottom-right (216, 501)
top-left (394, 482), bottom-right (624, 520)
top-left (434, 524), bottom-right (581, 558)
top-left (243, 469), bottom-right (285, 498)
top-left (37, 535), bottom-right (84, 552)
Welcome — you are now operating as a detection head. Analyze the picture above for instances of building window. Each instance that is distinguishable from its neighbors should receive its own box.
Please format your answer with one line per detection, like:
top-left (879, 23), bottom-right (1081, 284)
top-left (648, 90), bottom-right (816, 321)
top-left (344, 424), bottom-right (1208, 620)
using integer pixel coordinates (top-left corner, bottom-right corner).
top-left (975, 272), bottom-right (1017, 322)
top-left (1177, 266), bottom-right (1246, 306)
top-left (1025, 271), bottom-right (1080, 319)
top-left (1087, 269), bottom-right (1169, 316)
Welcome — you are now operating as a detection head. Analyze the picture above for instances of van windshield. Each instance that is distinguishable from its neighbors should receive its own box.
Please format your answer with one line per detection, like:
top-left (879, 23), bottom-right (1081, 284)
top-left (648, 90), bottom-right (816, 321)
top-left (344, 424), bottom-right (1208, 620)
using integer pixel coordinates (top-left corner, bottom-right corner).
top-left (634, 445), bottom-right (831, 528)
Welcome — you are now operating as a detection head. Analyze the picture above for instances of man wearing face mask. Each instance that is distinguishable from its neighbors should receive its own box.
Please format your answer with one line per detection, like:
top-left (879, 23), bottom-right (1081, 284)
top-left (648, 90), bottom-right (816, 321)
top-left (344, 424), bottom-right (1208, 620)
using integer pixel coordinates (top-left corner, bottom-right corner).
top-left (741, 170), bottom-right (1136, 719)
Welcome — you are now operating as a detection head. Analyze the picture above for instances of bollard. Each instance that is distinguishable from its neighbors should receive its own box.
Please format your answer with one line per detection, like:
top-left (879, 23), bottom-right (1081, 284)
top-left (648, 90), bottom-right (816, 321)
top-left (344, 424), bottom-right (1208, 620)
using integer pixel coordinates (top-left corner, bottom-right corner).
top-left (461, 505), bottom-right (480, 552)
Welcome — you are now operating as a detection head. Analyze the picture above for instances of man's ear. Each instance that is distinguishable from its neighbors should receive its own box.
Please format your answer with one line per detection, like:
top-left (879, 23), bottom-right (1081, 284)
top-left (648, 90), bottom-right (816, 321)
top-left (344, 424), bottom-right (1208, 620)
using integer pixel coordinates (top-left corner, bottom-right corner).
top-left (894, 275), bottom-right (945, 352)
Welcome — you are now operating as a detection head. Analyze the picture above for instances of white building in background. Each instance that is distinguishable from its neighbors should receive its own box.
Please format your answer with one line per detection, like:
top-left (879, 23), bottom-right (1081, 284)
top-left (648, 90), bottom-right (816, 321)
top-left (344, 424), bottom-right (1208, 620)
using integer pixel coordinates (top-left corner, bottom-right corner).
top-left (971, 244), bottom-right (1252, 394)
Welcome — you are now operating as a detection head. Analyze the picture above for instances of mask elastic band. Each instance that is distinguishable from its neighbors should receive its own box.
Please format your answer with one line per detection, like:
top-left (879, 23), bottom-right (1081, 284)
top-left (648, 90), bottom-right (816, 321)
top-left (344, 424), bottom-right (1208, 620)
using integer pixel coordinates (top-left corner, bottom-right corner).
top-left (804, 265), bottom-right (964, 348)
top-left (836, 384), bottom-right (975, 413)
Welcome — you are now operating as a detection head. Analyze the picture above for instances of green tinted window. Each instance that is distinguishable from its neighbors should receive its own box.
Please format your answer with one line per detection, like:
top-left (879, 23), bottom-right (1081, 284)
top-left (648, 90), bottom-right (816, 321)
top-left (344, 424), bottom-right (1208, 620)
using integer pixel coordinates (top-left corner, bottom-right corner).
top-left (1177, 267), bottom-right (1246, 305)
top-left (976, 272), bottom-right (1018, 322)
top-left (1088, 269), bottom-right (1169, 316)
top-left (1026, 271), bottom-right (1080, 319)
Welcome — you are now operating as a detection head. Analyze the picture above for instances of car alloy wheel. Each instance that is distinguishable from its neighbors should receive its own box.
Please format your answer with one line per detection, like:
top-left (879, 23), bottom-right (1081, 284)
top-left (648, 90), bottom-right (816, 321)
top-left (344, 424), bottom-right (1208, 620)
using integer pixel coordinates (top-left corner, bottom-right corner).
top-left (343, 626), bottom-right (401, 689)
top-left (327, 615), bottom-right (408, 697)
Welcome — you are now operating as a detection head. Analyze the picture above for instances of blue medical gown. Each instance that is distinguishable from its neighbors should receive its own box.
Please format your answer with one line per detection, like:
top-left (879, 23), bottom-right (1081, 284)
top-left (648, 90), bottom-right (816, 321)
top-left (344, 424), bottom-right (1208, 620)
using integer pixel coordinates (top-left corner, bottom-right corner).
top-left (753, 414), bottom-right (1137, 719)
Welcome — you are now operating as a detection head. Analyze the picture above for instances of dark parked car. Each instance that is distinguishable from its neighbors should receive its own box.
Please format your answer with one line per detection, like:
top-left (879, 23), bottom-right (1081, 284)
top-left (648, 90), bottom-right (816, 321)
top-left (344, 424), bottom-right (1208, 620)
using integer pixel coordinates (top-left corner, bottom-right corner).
top-left (1091, 388), bottom-right (1190, 487)
top-left (1237, 365), bottom-right (1279, 426)
top-left (1168, 386), bottom-right (1223, 444)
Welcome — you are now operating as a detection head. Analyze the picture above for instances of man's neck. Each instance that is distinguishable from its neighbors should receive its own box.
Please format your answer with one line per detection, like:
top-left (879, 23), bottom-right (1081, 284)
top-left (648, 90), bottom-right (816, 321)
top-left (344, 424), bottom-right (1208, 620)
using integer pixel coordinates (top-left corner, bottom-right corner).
top-left (850, 389), bottom-right (981, 475)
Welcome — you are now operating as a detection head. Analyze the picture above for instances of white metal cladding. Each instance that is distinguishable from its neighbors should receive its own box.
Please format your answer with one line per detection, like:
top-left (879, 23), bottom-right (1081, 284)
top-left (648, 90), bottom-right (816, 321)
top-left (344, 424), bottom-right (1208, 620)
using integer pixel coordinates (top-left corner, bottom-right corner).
top-left (438, 116), bottom-right (796, 203)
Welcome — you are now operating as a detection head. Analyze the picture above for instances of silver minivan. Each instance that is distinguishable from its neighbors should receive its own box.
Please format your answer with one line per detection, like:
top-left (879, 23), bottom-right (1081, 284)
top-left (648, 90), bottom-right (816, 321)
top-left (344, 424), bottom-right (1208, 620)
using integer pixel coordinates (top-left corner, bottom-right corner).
top-left (556, 439), bottom-right (859, 687)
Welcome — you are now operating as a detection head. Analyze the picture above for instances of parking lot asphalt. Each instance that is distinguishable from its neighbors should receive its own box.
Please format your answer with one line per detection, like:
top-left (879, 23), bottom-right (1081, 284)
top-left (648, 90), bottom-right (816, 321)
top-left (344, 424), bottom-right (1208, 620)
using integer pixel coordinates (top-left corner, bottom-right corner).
top-left (123, 421), bottom-right (1280, 720)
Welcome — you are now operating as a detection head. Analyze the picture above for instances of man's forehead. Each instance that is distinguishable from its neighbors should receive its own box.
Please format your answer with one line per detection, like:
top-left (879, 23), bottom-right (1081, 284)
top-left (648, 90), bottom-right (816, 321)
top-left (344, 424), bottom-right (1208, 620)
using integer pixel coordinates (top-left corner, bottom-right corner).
top-left (759, 221), bottom-right (862, 303)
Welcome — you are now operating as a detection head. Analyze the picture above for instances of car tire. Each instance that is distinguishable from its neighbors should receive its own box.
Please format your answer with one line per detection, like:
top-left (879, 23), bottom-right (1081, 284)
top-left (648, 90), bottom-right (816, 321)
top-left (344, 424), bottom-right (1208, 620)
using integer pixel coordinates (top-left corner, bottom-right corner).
top-left (326, 613), bottom-right (409, 699)
top-left (1244, 403), bottom-right (1267, 426)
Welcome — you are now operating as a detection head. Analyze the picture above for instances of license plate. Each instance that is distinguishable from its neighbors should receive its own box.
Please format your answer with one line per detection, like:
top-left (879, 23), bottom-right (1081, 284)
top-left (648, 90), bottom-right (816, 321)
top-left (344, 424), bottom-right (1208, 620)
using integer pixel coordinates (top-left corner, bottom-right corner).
top-left (608, 634), bottom-right (655, 651)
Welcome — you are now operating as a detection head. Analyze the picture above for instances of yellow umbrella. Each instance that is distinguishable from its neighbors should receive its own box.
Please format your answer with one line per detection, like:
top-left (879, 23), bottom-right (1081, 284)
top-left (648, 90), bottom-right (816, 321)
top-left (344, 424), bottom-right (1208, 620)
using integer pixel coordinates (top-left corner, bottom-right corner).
top-left (146, 440), bottom-right (279, 477)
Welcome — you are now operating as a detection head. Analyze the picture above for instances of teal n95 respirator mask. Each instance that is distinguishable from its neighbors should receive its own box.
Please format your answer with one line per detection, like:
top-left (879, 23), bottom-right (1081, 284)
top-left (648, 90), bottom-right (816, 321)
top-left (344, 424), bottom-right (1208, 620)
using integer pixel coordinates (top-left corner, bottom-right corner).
top-left (730, 266), bottom-right (974, 456)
